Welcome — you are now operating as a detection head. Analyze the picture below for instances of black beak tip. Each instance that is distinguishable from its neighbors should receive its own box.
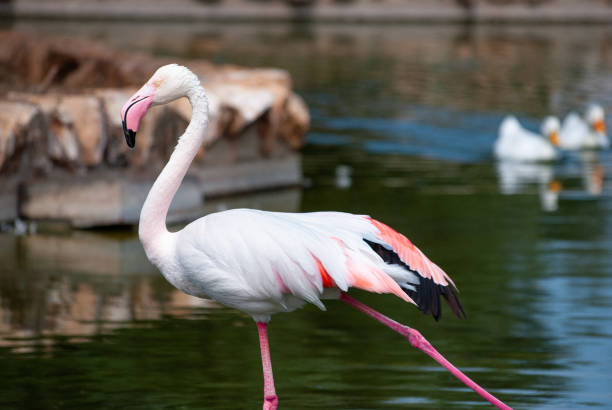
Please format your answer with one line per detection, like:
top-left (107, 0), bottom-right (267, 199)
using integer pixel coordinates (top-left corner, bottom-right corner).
top-left (122, 120), bottom-right (136, 149)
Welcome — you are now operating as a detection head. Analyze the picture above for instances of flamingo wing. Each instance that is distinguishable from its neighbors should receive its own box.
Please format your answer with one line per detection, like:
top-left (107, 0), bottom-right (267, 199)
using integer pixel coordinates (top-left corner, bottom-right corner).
top-left (362, 217), bottom-right (465, 320)
top-left (178, 209), bottom-right (463, 320)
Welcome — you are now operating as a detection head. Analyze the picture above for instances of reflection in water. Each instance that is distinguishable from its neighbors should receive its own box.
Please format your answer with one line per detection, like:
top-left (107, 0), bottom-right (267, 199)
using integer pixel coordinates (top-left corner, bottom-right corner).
top-left (496, 149), bottom-right (608, 212)
top-left (533, 158), bottom-right (612, 407)
top-left (555, 150), bottom-right (607, 202)
top-left (0, 232), bottom-right (218, 353)
top-left (334, 164), bottom-right (352, 189)
top-left (540, 180), bottom-right (562, 212)
top-left (579, 151), bottom-right (604, 197)
top-left (496, 161), bottom-right (561, 211)
top-left (496, 161), bottom-right (555, 195)
top-left (0, 189), bottom-right (301, 354)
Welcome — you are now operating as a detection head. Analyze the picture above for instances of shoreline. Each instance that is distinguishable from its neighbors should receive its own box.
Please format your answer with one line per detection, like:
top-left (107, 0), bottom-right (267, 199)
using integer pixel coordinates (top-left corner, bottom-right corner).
top-left (1, 1), bottom-right (612, 24)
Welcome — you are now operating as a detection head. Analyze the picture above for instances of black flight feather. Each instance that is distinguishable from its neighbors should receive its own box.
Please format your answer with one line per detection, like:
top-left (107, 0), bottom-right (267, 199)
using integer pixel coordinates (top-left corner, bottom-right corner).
top-left (363, 239), bottom-right (465, 321)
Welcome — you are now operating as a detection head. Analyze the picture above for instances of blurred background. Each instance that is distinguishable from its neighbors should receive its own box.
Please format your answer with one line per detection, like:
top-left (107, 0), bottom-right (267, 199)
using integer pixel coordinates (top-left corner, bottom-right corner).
top-left (1, 1), bottom-right (612, 409)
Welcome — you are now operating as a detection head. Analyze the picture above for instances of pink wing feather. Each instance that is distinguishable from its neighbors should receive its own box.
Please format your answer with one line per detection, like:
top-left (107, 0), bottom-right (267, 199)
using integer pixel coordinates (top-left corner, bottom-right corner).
top-left (366, 217), bottom-right (456, 288)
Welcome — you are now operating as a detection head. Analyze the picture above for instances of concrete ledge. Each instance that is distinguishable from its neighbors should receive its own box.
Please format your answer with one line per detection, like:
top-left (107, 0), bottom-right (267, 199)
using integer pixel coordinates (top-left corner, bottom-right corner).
top-left (0, 179), bottom-right (18, 222)
top-left (196, 153), bottom-right (302, 197)
top-left (18, 153), bottom-right (301, 228)
top-left (20, 171), bottom-right (203, 227)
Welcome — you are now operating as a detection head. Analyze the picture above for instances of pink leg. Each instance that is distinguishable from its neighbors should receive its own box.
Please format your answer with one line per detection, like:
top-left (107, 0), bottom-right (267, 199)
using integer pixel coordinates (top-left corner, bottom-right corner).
top-left (256, 322), bottom-right (279, 410)
top-left (340, 293), bottom-right (513, 410)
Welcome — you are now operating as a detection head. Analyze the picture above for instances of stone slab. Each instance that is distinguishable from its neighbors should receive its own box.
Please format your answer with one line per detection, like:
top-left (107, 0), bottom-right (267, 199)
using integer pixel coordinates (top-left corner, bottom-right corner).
top-left (192, 152), bottom-right (302, 197)
top-left (20, 171), bottom-right (203, 227)
top-left (18, 150), bottom-right (301, 227)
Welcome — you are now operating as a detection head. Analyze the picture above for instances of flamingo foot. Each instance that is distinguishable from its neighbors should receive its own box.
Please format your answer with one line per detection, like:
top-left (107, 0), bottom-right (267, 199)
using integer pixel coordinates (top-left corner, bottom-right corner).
top-left (263, 394), bottom-right (278, 410)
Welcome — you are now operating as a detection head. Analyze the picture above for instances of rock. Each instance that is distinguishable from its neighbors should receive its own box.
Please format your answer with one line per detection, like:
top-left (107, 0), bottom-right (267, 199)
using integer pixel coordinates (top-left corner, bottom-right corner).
top-left (205, 83), bottom-right (275, 136)
top-left (97, 88), bottom-right (194, 168)
top-left (96, 87), bottom-right (140, 166)
top-left (94, 88), bottom-right (130, 132)
top-left (0, 100), bottom-right (50, 221)
top-left (0, 30), bottom-right (162, 91)
top-left (7, 92), bottom-right (59, 116)
top-left (58, 95), bottom-right (106, 167)
top-left (145, 106), bottom-right (188, 165)
top-left (48, 113), bottom-right (81, 165)
top-left (7, 92), bottom-right (81, 166)
top-left (198, 121), bottom-right (262, 167)
top-left (0, 100), bottom-right (49, 175)
top-left (0, 31), bottom-right (310, 227)
top-left (203, 67), bottom-right (296, 156)
top-left (279, 92), bottom-right (310, 150)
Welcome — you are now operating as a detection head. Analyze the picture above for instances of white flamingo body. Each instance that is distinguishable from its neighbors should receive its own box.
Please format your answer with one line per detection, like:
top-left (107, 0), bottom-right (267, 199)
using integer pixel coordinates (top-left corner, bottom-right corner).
top-left (560, 107), bottom-right (609, 150)
top-left (494, 116), bottom-right (559, 162)
top-left (120, 64), bottom-right (511, 410)
top-left (174, 209), bottom-right (422, 319)
top-left (156, 207), bottom-right (455, 321)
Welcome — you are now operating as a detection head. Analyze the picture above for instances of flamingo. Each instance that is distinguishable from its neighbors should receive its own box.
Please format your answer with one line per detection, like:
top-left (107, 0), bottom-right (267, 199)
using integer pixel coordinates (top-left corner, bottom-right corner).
top-left (121, 64), bottom-right (513, 410)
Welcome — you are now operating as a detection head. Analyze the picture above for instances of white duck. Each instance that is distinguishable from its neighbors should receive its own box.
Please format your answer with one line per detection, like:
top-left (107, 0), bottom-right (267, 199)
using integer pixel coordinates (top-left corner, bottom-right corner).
top-left (559, 104), bottom-right (609, 150)
top-left (494, 115), bottom-right (560, 162)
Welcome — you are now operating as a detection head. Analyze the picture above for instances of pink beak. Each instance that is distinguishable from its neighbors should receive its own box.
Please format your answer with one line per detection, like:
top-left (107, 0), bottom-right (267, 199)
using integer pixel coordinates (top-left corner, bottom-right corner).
top-left (120, 83), bottom-right (156, 148)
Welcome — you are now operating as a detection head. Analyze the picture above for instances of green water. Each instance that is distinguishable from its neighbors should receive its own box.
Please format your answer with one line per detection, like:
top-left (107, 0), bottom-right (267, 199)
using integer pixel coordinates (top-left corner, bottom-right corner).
top-left (1, 21), bottom-right (612, 409)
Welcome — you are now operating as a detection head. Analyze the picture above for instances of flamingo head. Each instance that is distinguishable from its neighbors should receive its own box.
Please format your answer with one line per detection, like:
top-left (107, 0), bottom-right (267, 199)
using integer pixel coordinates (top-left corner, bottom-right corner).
top-left (541, 116), bottom-right (560, 146)
top-left (586, 104), bottom-right (606, 135)
top-left (120, 64), bottom-right (199, 148)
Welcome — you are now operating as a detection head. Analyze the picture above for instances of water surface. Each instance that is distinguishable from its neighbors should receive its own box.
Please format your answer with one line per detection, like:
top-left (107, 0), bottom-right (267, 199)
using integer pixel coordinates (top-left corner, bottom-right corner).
top-left (1, 21), bottom-right (612, 409)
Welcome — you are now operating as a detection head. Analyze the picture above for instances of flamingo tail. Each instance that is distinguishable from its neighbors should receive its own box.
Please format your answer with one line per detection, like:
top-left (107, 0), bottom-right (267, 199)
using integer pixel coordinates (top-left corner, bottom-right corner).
top-left (363, 239), bottom-right (465, 321)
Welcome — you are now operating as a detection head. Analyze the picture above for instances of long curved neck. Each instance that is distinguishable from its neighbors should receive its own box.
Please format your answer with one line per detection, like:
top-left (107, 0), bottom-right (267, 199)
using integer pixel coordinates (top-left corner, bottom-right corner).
top-left (139, 86), bottom-right (209, 265)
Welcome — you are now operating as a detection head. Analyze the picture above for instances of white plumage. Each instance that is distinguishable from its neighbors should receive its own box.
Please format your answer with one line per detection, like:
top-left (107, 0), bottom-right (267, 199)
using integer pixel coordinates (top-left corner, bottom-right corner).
top-left (494, 115), bottom-right (559, 162)
top-left (172, 210), bottom-right (421, 321)
top-left (559, 105), bottom-right (609, 150)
